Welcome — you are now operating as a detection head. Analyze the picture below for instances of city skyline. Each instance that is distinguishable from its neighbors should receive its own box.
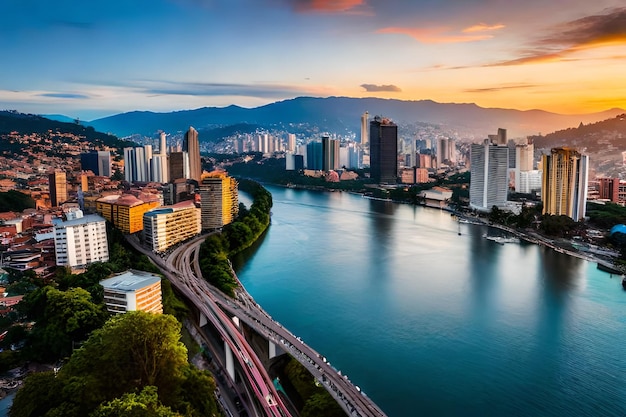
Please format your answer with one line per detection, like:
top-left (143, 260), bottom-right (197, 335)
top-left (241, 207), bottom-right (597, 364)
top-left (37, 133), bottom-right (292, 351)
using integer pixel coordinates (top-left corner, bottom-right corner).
top-left (1, 1), bottom-right (624, 120)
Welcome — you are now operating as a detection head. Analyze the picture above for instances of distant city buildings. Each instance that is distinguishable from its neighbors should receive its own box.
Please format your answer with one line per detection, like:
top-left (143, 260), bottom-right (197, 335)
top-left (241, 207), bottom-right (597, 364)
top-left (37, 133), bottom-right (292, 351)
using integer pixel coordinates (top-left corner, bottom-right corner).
top-left (360, 111), bottom-right (369, 145)
top-left (199, 171), bottom-right (238, 230)
top-left (541, 147), bottom-right (589, 221)
top-left (53, 210), bottom-right (109, 271)
top-left (369, 116), bottom-right (398, 184)
top-left (469, 131), bottom-right (509, 212)
top-left (48, 171), bottom-right (68, 207)
top-left (143, 200), bottom-right (201, 253)
top-left (100, 269), bottom-right (163, 315)
top-left (322, 136), bottom-right (340, 171)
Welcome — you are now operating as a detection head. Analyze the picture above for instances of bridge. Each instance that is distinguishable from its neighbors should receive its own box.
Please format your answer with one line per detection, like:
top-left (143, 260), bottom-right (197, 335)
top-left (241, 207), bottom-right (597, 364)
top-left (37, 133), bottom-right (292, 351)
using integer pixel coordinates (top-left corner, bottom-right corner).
top-left (128, 234), bottom-right (387, 417)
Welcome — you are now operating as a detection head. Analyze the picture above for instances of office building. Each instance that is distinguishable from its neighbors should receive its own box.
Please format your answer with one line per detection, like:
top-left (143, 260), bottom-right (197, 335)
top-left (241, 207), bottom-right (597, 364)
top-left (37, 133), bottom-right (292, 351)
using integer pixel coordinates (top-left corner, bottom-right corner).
top-left (169, 151), bottom-right (188, 181)
top-left (199, 172), bottom-right (238, 230)
top-left (184, 126), bottom-right (201, 183)
top-left (306, 141), bottom-right (323, 170)
top-left (49, 171), bottom-right (68, 207)
top-left (80, 151), bottom-right (111, 177)
top-left (96, 194), bottom-right (160, 234)
top-left (469, 135), bottom-right (509, 211)
top-left (541, 147), bottom-right (589, 221)
top-left (322, 136), bottom-right (340, 171)
top-left (143, 200), bottom-right (201, 253)
top-left (124, 146), bottom-right (153, 183)
top-left (53, 211), bottom-right (109, 270)
top-left (100, 270), bottom-right (163, 314)
top-left (361, 112), bottom-right (369, 145)
top-left (150, 154), bottom-right (169, 183)
top-left (514, 137), bottom-right (535, 192)
top-left (369, 116), bottom-right (398, 183)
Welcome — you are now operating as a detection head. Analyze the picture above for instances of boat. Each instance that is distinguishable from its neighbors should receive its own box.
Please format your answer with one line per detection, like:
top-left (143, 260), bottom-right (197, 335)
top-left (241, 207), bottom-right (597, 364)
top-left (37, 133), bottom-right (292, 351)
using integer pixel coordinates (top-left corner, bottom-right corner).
top-left (483, 234), bottom-right (520, 245)
top-left (622, 276), bottom-right (626, 290)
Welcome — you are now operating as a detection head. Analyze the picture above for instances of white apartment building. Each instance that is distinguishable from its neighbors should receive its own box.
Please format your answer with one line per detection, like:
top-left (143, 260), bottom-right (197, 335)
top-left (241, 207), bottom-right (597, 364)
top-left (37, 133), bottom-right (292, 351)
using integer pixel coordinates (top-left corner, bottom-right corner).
top-left (53, 211), bottom-right (109, 270)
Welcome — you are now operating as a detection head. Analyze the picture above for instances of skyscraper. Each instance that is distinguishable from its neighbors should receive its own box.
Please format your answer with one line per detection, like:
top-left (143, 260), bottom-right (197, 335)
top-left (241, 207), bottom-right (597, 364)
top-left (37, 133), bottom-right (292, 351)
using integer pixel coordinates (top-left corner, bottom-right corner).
top-left (515, 137), bottom-right (535, 192)
top-left (369, 116), bottom-right (398, 183)
top-left (123, 146), bottom-right (151, 183)
top-left (159, 131), bottom-right (167, 154)
top-left (469, 137), bottom-right (509, 211)
top-left (184, 126), bottom-right (201, 183)
top-left (322, 136), bottom-right (340, 171)
top-left (306, 141), bottom-right (323, 170)
top-left (80, 151), bottom-right (111, 177)
top-left (361, 111), bottom-right (369, 145)
top-left (169, 151), bottom-right (187, 181)
top-left (49, 171), bottom-right (68, 207)
top-left (199, 172), bottom-right (238, 230)
top-left (541, 147), bottom-right (589, 221)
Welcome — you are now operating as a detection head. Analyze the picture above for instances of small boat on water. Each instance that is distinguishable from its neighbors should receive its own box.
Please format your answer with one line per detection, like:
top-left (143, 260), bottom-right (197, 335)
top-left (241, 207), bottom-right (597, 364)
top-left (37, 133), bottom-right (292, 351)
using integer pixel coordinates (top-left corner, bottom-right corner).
top-left (483, 234), bottom-right (520, 245)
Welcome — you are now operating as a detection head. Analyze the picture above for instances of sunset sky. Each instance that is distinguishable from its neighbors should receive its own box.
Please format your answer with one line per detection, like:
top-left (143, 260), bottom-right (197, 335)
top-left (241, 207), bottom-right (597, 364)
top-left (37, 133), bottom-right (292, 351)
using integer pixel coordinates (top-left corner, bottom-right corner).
top-left (2, 0), bottom-right (625, 120)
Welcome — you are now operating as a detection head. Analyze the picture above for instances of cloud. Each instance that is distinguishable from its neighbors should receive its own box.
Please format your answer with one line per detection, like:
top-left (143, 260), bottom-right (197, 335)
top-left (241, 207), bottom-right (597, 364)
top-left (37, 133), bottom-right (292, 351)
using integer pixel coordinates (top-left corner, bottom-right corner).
top-left (360, 84), bottom-right (401, 92)
top-left (463, 23), bottom-right (505, 33)
top-left (291, 0), bottom-right (366, 13)
top-left (38, 93), bottom-right (91, 99)
top-left (489, 7), bottom-right (626, 66)
top-left (376, 25), bottom-right (501, 44)
top-left (463, 83), bottom-right (540, 93)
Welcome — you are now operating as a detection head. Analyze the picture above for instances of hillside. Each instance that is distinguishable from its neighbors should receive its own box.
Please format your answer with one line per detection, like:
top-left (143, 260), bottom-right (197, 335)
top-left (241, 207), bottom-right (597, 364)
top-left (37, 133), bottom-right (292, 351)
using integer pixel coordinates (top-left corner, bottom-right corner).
top-left (87, 96), bottom-right (625, 138)
top-left (531, 114), bottom-right (626, 177)
top-left (0, 110), bottom-right (134, 153)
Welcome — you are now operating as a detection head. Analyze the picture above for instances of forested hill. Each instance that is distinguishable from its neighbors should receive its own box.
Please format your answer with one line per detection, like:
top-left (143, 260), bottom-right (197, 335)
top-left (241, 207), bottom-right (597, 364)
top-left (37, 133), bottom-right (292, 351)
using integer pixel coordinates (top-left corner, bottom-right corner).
top-left (531, 113), bottom-right (626, 152)
top-left (0, 110), bottom-right (133, 150)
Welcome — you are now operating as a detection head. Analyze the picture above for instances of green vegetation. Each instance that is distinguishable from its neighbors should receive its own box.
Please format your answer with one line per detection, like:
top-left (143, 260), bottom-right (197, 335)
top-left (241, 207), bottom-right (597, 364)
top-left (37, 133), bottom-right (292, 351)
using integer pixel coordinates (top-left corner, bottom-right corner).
top-left (10, 312), bottom-right (218, 417)
top-left (198, 179), bottom-right (272, 296)
top-left (284, 358), bottom-right (345, 417)
top-left (0, 190), bottom-right (35, 212)
top-left (586, 202), bottom-right (626, 229)
top-left (488, 204), bottom-right (542, 229)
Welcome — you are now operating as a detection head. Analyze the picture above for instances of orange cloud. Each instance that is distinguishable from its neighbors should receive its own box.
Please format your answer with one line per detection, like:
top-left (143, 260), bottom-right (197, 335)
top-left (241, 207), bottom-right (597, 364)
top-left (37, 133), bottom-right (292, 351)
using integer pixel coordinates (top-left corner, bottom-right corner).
top-left (377, 27), bottom-right (493, 44)
top-left (463, 23), bottom-right (505, 33)
top-left (294, 0), bottom-right (365, 13)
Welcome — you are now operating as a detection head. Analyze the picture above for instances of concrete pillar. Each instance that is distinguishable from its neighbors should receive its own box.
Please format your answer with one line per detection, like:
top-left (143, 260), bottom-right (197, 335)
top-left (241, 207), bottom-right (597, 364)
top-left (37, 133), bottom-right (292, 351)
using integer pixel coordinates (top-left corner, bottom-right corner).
top-left (199, 312), bottom-right (208, 327)
top-left (224, 342), bottom-right (235, 381)
top-left (269, 340), bottom-right (277, 359)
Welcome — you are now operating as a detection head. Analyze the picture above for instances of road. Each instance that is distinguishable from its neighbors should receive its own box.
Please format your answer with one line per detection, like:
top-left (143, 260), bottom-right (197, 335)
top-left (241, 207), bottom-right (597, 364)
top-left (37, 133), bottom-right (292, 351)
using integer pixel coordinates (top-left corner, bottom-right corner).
top-left (129, 234), bottom-right (388, 417)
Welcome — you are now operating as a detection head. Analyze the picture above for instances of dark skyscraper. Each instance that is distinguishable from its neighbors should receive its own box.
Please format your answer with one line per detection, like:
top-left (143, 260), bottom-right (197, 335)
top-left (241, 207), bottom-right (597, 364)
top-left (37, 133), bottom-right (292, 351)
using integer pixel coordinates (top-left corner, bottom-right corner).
top-left (49, 171), bottom-right (67, 207)
top-left (369, 116), bottom-right (398, 183)
top-left (322, 136), bottom-right (339, 171)
top-left (80, 150), bottom-right (111, 177)
top-left (306, 141), bottom-right (323, 170)
top-left (183, 126), bottom-right (201, 183)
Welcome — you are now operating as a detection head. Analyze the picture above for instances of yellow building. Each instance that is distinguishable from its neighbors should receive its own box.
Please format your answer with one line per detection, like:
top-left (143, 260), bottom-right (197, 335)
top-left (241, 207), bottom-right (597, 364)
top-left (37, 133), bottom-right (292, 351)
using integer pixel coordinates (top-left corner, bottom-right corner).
top-left (541, 147), bottom-right (589, 221)
top-left (96, 194), bottom-right (160, 234)
top-left (100, 269), bottom-right (163, 314)
top-left (143, 200), bottom-right (201, 253)
top-left (199, 171), bottom-right (238, 230)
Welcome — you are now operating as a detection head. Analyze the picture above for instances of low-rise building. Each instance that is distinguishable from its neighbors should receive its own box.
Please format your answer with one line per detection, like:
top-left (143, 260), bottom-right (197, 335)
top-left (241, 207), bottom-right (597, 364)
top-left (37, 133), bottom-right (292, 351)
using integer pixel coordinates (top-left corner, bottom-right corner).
top-left (100, 269), bottom-right (163, 315)
top-left (53, 210), bottom-right (109, 271)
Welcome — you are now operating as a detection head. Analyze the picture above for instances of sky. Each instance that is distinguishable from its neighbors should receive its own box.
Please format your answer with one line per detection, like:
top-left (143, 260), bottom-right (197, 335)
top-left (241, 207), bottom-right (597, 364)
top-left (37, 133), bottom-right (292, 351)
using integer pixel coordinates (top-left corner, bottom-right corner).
top-left (2, 0), bottom-right (625, 120)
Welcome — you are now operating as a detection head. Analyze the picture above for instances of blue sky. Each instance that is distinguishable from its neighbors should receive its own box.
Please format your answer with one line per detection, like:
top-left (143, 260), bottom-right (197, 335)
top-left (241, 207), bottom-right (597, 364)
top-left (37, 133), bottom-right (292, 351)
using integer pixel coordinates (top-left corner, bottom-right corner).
top-left (2, 0), bottom-right (625, 120)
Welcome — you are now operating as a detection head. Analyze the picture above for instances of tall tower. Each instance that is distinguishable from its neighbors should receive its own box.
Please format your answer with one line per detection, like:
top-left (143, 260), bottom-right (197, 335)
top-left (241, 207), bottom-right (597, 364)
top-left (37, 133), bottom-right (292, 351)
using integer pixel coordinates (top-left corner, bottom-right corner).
top-left (541, 147), bottom-right (589, 221)
top-left (469, 137), bottom-right (509, 211)
top-left (49, 171), bottom-right (68, 207)
top-left (369, 116), bottom-right (398, 183)
top-left (159, 132), bottom-right (167, 155)
top-left (322, 136), bottom-right (339, 171)
top-left (361, 111), bottom-right (369, 145)
top-left (199, 172), bottom-right (238, 230)
top-left (184, 127), bottom-right (201, 183)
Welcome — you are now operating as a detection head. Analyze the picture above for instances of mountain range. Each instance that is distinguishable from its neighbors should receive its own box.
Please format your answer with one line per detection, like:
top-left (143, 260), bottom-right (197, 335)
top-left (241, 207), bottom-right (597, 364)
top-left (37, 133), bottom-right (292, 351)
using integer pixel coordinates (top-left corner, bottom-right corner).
top-left (86, 96), bottom-right (625, 139)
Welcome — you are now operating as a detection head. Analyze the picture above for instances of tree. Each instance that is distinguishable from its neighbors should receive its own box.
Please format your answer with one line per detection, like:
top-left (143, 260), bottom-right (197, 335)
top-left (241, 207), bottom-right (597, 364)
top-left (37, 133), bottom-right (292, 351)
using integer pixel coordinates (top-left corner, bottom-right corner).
top-left (91, 386), bottom-right (181, 417)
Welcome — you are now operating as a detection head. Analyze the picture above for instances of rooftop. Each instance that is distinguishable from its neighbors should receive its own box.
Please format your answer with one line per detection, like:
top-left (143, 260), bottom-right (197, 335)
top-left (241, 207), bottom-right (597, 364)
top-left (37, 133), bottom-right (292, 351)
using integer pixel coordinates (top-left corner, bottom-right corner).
top-left (100, 269), bottom-right (161, 292)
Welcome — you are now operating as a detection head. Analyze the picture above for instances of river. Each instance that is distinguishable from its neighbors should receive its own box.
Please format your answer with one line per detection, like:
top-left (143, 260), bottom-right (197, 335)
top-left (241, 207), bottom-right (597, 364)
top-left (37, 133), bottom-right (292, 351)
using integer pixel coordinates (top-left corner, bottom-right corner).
top-left (233, 185), bottom-right (626, 417)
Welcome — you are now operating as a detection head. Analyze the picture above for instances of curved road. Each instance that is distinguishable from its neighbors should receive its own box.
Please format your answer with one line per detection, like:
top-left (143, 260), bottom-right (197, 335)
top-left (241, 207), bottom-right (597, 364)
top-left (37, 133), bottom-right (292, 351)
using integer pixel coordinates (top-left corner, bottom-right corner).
top-left (129, 234), bottom-right (387, 417)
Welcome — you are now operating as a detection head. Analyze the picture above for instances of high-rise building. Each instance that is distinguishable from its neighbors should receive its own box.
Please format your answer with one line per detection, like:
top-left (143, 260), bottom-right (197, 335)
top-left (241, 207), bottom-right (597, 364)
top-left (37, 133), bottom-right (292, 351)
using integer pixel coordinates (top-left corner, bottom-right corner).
top-left (184, 127), bottom-right (201, 183)
top-left (49, 171), bottom-right (68, 207)
top-left (100, 270), bottom-right (163, 314)
top-left (124, 146), bottom-right (152, 183)
top-left (515, 137), bottom-right (535, 192)
top-left (469, 137), bottom-right (509, 211)
top-left (361, 111), bottom-right (369, 145)
top-left (53, 210), bottom-right (109, 270)
top-left (199, 172), bottom-right (238, 230)
top-left (369, 116), bottom-right (398, 183)
top-left (287, 133), bottom-right (296, 152)
top-left (143, 200), bottom-right (201, 253)
top-left (80, 151), bottom-right (111, 177)
top-left (306, 141), bottom-right (323, 170)
top-left (151, 154), bottom-right (169, 183)
top-left (159, 131), bottom-right (167, 154)
top-left (322, 136), bottom-right (340, 171)
top-left (541, 147), bottom-right (589, 221)
top-left (169, 151), bottom-right (188, 181)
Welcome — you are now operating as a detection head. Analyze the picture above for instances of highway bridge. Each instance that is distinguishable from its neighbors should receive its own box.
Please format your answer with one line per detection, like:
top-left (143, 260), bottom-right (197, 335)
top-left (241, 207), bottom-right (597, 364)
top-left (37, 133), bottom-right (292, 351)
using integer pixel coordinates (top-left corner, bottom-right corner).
top-left (129, 234), bottom-right (387, 417)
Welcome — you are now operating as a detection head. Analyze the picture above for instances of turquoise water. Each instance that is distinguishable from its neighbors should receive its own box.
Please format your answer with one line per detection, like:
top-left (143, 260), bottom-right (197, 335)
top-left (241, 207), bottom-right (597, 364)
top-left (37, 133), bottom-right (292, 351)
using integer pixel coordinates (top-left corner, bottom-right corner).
top-left (234, 186), bottom-right (626, 417)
